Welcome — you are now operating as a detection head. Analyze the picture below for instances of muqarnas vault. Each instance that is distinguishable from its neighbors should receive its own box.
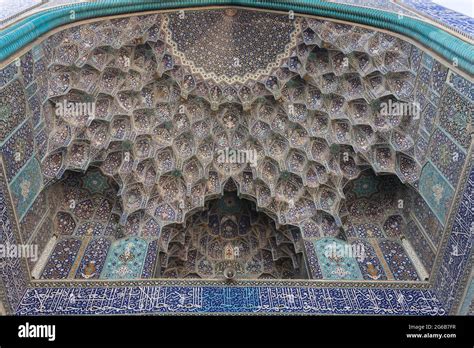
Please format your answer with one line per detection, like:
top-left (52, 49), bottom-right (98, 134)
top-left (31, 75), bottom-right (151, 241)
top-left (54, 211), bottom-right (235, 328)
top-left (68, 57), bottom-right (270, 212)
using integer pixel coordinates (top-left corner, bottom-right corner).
top-left (0, 0), bottom-right (473, 315)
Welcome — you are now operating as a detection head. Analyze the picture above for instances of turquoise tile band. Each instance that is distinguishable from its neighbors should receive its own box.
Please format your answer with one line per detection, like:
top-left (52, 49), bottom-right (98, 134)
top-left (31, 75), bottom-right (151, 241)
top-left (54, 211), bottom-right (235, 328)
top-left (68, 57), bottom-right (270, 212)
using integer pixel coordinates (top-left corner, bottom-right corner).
top-left (0, 0), bottom-right (473, 75)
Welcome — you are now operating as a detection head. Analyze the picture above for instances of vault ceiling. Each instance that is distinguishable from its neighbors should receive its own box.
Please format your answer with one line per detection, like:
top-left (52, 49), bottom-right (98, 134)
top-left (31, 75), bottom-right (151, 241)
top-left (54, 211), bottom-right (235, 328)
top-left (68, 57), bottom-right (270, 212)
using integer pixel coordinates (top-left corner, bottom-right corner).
top-left (40, 9), bottom-right (421, 236)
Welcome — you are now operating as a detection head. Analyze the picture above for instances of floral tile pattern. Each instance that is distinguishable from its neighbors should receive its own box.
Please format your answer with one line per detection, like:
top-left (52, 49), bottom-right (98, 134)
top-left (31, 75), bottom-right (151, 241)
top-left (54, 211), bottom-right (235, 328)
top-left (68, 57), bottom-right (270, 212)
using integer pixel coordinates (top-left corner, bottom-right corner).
top-left (75, 237), bottom-right (111, 279)
top-left (0, 161), bottom-right (29, 313)
top-left (448, 71), bottom-right (474, 102)
top-left (40, 237), bottom-right (82, 279)
top-left (19, 191), bottom-right (47, 242)
top-left (428, 127), bottom-right (466, 187)
top-left (0, 79), bottom-right (28, 143)
top-left (437, 86), bottom-right (473, 150)
top-left (9, 157), bottom-right (43, 220)
top-left (434, 165), bottom-right (474, 312)
top-left (396, 0), bottom-right (474, 38)
top-left (100, 237), bottom-right (148, 279)
top-left (141, 239), bottom-right (158, 278)
top-left (405, 220), bottom-right (435, 272)
top-left (1, 120), bottom-right (34, 182)
top-left (412, 192), bottom-right (444, 247)
top-left (379, 240), bottom-right (419, 281)
top-left (0, 5), bottom-right (472, 315)
top-left (0, 64), bottom-right (18, 88)
top-left (314, 238), bottom-right (363, 280)
top-left (351, 239), bottom-right (387, 281)
top-left (418, 162), bottom-right (455, 224)
top-left (303, 240), bottom-right (323, 279)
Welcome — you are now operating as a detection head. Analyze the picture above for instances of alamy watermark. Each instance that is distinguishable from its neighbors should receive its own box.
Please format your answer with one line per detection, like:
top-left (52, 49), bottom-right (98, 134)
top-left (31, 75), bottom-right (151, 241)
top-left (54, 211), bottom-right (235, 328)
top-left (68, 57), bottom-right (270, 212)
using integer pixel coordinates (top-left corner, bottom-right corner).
top-left (380, 100), bottom-right (420, 119)
top-left (18, 322), bottom-right (55, 341)
top-left (324, 242), bottom-right (366, 261)
top-left (55, 100), bottom-right (96, 118)
top-left (216, 147), bottom-right (257, 167)
top-left (0, 242), bottom-right (38, 262)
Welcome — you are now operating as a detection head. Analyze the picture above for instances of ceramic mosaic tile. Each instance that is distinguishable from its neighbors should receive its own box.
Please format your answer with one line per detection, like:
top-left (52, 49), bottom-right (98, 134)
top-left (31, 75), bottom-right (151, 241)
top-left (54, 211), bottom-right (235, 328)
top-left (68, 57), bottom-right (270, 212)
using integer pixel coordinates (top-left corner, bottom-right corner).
top-left (100, 237), bottom-right (148, 279)
top-left (41, 237), bottom-right (82, 279)
top-left (405, 220), bottom-right (435, 272)
top-left (0, 161), bottom-right (29, 313)
top-left (1, 120), bottom-right (34, 182)
top-left (141, 239), bottom-right (158, 278)
top-left (0, 63), bottom-right (17, 88)
top-left (19, 191), bottom-right (48, 242)
top-left (438, 86), bottom-right (473, 150)
top-left (75, 237), bottom-right (111, 279)
top-left (428, 127), bottom-right (467, 187)
top-left (434, 165), bottom-right (473, 312)
top-left (448, 71), bottom-right (474, 102)
top-left (314, 238), bottom-right (363, 280)
top-left (28, 216), bottom-right (53, 270)
top-left (397, 0), bottom-right (474, 38)
top-left (0, 3), bottom-right (472, 316)
top-left (378, 240), bottom-right (419, 281)
top-left (0, 79), bottom-right (28, 143)
top-left (9, 157), bottom-right (43, 220)
top-left (351, 239), bottom-right (387, 280)
top-left (16, 286), bottom-right (446, 315)
top-left (418, 162), bottom-right (455, 224)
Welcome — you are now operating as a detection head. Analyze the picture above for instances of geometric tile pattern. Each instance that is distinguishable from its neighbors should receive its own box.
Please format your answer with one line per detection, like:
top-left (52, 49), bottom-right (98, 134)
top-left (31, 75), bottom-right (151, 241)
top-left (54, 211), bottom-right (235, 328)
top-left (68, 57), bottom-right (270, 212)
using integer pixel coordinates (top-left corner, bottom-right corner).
top-left (81, 170), bottom-right (110, 195)
top-left (166, 10), bottom-right (298, 83)
top-left (38, 10), bottom-right (425, 234)
top-left (0, 4), bottom-right (472, 316)
top-left (158, 192), bottom-right (304, 279)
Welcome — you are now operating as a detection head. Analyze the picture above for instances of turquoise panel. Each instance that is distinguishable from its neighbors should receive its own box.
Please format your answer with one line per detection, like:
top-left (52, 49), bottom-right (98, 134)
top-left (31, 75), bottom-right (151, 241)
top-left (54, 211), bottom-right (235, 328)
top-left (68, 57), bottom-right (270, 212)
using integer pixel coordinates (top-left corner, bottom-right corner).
top-left (8, 157), bottom-right (43, 220)
top-left (314, 237), bottom-right (363, 280)
top-left (100, 237), bottom-right (148, 279)
top-left (418, 162), bottom-right (455, 225)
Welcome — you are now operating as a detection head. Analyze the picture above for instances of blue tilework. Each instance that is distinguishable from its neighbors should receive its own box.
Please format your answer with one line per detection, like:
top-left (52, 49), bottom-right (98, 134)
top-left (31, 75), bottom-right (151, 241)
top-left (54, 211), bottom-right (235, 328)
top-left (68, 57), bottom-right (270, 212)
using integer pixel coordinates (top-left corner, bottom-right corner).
top-left (16, 286), bottom-right (445, 315)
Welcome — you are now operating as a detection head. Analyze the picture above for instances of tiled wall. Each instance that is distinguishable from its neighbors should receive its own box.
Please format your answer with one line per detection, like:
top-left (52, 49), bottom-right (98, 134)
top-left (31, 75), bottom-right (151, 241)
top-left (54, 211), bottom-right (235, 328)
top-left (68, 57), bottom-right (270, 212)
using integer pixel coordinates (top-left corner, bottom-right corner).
top-left (0, 33), bottom-right (52, 312)
top-left (396, 0), bottom-right (474, 39)
top-left (0, 10), bottom-right (472, 314)
top-left (0, 161), bottom-right (29, 314)
top-left (408, 46), bottom-right (473, 313)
